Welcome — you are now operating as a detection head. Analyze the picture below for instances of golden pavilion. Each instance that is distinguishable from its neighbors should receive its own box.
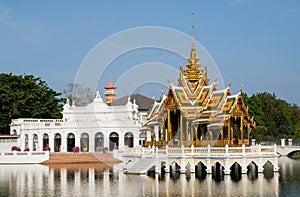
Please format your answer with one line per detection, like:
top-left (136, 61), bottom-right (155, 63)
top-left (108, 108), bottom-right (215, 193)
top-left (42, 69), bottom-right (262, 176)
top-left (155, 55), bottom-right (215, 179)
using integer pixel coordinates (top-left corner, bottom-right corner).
top-left (142, 24), bottom-right (255, 147)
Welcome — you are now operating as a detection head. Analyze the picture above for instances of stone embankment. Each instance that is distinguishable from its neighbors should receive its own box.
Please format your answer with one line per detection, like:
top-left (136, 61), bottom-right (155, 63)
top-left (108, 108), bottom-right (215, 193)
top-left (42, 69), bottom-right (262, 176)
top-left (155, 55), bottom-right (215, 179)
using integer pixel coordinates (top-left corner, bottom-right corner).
top-left (42, 152), bottom-right (121, 164)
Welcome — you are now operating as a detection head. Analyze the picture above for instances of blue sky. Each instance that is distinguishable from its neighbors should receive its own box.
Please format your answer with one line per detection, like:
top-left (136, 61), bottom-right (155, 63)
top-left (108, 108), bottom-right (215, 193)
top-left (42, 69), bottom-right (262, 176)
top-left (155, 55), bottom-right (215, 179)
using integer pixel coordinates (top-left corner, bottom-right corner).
top-left (0, 0), bottom-right (299, 105)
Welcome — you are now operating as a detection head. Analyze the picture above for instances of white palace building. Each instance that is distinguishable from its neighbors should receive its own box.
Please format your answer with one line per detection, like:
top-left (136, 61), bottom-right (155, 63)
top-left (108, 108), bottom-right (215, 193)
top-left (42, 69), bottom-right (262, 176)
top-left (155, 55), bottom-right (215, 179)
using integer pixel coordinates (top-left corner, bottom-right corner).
top-left (9, 82), bottom-right (149, 153)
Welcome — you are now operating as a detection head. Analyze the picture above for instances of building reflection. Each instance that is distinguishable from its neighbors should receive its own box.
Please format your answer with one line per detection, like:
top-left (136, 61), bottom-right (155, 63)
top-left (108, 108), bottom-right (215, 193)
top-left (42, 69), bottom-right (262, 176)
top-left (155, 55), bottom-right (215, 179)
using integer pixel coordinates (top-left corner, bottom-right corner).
top-left (0, 162), bottom-right (282, 196)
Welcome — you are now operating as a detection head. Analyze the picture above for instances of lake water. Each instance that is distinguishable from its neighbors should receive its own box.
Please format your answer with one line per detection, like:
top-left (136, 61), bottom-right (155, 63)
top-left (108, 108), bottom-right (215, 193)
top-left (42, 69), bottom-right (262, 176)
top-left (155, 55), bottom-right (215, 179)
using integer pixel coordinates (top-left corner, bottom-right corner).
top-left (0, 157), bottom-right (299, 197)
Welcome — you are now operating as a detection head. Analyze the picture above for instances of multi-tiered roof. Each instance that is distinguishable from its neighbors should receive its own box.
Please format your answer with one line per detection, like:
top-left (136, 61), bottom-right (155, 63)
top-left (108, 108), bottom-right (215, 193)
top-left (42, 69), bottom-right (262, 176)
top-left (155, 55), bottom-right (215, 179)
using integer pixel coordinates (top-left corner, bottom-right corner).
top-left (144, 21), bottom-right (254, 146)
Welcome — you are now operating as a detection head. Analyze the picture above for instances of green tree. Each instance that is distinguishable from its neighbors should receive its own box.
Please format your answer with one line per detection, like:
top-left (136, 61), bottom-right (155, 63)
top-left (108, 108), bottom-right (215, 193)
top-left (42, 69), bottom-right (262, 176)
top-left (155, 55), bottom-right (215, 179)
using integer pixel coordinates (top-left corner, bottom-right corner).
top-left (244, 92), bottom-right (300, 141)
top-left (0, 73), bottom-right (64, 134)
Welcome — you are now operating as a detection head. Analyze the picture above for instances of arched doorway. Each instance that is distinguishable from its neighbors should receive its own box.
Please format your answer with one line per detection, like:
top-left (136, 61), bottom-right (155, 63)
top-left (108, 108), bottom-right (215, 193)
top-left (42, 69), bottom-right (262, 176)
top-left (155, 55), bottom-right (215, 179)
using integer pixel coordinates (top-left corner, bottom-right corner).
top-left (109, 132), bottom-right (119, 151)
top-left (43, 133), bottom-right (49, 149)
top-left (24, 134), bottom-right (29, 148)
top-left (33, 134), bottom-right (38, 151)
top-left (139, 133), bottom-right (145, 146)
top-left (95, 132), bottom-right (104, 152)
top-left (80, 133), bottom-right (89, 152)
top-left (54, 133), bottom-right (61, 152)
top-left (67, 133), bottom-right (75, 152)
top-left (124, 132), bottom-right (134, 148)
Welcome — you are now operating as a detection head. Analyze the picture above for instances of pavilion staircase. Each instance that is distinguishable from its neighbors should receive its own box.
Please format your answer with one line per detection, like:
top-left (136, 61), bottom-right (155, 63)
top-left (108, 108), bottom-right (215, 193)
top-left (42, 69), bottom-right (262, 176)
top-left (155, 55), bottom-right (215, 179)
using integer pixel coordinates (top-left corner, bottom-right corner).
top-left (125, 157), bottom-right (156, 175)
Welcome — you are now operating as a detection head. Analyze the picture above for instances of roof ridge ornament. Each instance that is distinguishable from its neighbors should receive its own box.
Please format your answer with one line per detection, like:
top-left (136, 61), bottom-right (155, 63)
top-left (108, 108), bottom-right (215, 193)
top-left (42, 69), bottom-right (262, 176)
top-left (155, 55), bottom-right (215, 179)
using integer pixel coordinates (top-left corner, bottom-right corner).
top-left (240, 84), bottom-right (244, 92)
top-left (228, 79), bottom-right (232, 87)
top-left (214, 77), bottom-right (218, 85)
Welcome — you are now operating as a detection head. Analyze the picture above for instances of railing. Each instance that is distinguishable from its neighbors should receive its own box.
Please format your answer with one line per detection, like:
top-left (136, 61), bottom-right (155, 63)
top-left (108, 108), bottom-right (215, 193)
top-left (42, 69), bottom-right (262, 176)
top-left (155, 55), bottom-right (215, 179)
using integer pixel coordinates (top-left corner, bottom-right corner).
top-left (144, 139), bottom-right (251, 147)
top-left (255, 139), bottom-right (300, 147)
top-left (0, 151), bottom-right (50, 164)
top-left (115, 144), bottom-right (278, 159)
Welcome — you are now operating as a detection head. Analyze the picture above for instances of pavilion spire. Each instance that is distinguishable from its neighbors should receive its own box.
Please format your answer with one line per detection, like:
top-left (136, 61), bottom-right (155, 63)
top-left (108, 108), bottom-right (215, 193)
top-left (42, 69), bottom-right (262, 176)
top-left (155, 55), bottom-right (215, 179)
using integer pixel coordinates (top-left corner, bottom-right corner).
top-left (192, 12), bottom-right (195, 50)
top-left (184, 13), bottom-right (201, 82)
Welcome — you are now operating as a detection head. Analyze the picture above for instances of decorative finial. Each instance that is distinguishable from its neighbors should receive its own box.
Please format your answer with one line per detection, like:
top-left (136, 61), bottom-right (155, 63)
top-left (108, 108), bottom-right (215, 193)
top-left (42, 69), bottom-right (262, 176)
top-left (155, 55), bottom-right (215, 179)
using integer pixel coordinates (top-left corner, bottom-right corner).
top-left (96, 91), bottom-right (100, 99)
top-left (192, 12), bottom-right (195, 49)
top-left (214, 76), bottom-right (218, 85)
top-left (240, 84), bottom-right (244, 92)
top-left (228, 79), bottom-right (232, 87)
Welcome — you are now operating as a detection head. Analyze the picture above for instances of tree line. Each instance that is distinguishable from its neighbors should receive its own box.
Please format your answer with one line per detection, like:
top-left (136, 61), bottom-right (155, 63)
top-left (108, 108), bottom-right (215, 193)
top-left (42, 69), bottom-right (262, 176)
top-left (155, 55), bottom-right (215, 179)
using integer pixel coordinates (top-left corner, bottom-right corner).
top-left (243, 92), bottom-right (300, 141)
top-left (0, 73), bottom-right (64, 134)
top-left (0, 73), bottom-right (300, 141)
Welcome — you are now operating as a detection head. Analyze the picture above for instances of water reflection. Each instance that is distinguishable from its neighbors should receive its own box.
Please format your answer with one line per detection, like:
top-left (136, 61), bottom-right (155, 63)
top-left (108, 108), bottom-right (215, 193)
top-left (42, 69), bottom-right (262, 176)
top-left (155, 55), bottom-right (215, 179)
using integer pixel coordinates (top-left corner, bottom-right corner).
top-left (1, 158), bottom-right (300, 196)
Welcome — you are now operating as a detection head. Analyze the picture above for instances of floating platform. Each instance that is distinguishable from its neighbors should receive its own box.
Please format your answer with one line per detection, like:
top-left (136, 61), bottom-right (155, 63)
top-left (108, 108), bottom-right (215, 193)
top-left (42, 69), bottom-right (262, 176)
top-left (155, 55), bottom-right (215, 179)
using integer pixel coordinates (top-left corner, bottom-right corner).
top-left (115, 144), bottom-right (280, 175)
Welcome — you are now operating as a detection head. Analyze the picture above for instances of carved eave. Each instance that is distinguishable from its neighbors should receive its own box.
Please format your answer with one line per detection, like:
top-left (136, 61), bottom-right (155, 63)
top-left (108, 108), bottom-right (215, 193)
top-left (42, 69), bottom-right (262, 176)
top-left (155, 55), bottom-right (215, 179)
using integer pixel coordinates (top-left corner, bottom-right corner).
top-left (230, 94), bottom-right (247, 117)
top-left (164, 86), bottom-right (180, 111)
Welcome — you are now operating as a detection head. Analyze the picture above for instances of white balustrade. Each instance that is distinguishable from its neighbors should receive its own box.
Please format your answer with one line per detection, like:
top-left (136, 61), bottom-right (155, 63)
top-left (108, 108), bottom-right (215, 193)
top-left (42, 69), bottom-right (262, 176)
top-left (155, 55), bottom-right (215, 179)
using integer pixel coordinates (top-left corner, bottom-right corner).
top-left (117, 144), bottom-right (277, 158)
top-left (0, 151), bottom-right (49, 163)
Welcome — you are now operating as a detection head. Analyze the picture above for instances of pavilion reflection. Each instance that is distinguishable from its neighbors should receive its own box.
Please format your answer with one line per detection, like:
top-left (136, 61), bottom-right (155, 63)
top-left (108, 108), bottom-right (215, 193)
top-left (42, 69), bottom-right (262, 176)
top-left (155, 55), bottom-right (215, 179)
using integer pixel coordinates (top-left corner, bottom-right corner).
top-left (0, 163), bottom-right (281, 196)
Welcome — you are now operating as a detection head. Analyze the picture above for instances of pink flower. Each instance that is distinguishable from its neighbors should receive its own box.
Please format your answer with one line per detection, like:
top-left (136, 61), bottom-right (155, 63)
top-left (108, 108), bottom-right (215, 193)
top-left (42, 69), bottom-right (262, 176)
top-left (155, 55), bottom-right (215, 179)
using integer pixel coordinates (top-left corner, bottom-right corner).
top-left (72, 146), bottom-right (79, 152)
top-left (24, 148), bottom-right (30, 152)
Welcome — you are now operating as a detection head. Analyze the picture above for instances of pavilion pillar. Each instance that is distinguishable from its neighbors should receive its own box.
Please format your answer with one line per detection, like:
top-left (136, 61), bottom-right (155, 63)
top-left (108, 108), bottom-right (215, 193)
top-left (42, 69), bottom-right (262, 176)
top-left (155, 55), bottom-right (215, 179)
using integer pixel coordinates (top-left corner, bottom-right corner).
top-left (247, 126), bottom-right (251, 145)
top-left (167, 109), bottom-right (172, 143)
top-left (180, 114), bottom-right (183, 146)
top-left (195, 125), bottom-right (198, 141)
top-left (227, 119), bottom-right (231, 145)
top-left (231, 127), bottom-right (234, 145)
top-left (201, 126), bottom-right (205, 141)
top-left (190, 121), bottom-right (194, 145)
top-left (186, 120), bottom-right (189, 142)
top-left (162, 118), bottom-right (166, 146)
top-left (240, 116), bottom-right (244, 144)
top-left (221, 128), bottom-right (224, 146)
top-left (209, 131), bottom-right (212, 146)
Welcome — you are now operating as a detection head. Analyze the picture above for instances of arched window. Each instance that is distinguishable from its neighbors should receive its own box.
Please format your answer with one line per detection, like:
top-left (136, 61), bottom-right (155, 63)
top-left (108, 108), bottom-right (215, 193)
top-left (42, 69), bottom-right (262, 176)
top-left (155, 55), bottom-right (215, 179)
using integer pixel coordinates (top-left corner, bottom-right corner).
top-left (67, 133), bottom-right (75, 152)
top-left (109, 132), bottom-right (119, 151)
top-left (95, 132), bottom-right (104, 151)
top-left (80, 133), bottom-right (89, 152)
top-left (33, 134), bottom-right (38, 151)
top-left (139, 133), bottom-right (145, 146)
top-left (124, 132), bottom-right (134, 148)
top-left (43, 133), bottom-right (49, 149)
top-left (25, 134), bottom-right (29, 148)
top-left (54, 133), bottom-right (61, 152)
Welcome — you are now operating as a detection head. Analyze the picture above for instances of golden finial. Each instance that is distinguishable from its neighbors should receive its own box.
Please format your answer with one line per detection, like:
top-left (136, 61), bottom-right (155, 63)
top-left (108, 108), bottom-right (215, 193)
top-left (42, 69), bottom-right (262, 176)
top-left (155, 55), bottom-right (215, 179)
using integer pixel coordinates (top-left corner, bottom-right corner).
top-left (214, 77), bottom-right (218, 85)
top-left (228, 79), bottom-right (232, 87)
top-left (192, 12), bottom-right (195, 49)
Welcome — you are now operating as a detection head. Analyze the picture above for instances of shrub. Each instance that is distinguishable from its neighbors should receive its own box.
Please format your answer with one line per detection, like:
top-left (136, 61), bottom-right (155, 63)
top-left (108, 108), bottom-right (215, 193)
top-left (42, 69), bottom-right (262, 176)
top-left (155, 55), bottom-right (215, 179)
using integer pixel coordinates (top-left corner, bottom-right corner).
top-left (24, 148), bottom-right (30, 152)
top-left (43, 146), bottom-right (50, 151)
top-left (11, 146), bottom-right (20, 151)
top-left (72, 146), bottom-right (79, 152)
